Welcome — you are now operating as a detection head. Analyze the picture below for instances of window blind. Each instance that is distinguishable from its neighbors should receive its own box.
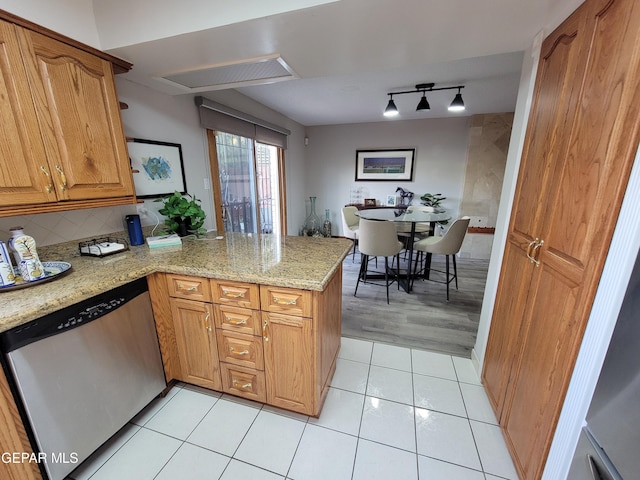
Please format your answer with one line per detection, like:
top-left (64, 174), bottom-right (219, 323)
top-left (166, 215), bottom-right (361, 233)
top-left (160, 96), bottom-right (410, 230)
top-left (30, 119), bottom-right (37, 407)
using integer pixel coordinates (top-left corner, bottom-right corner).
top-left (195, 96), bottom-right (290, 149)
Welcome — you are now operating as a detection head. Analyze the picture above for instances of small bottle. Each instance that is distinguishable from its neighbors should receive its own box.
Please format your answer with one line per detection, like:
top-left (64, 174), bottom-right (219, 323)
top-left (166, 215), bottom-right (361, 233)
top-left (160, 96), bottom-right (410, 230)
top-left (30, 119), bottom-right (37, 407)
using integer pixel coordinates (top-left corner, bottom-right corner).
top-left (0, 240), bottom-right (16, 286)
top-left (8, 227), bottom-right (45, 281)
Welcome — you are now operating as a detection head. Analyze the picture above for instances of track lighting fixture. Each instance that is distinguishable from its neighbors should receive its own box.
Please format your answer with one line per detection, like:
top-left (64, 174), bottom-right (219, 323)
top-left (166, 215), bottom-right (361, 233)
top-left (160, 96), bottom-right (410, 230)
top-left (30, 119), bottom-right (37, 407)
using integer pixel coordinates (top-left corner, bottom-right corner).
top-left (383, 82), bottom-right (465, 116)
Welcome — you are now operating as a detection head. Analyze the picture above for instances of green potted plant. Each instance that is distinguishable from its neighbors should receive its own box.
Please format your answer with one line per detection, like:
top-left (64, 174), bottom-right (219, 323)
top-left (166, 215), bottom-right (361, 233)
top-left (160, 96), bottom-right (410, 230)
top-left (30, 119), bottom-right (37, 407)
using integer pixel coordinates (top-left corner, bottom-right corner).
top-left (420, 192), bottom-right (448, 226)
top-left (419, 193), bottom-right (446, 209)
top-left (155, 191), bottom-right (207, 236)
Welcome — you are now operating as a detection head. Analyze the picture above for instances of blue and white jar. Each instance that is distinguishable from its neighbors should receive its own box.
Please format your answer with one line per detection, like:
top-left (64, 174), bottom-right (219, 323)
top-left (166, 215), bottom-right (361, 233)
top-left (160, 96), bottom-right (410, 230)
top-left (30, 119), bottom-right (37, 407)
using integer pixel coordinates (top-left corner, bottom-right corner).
top-left (0, 240), bottom-right (16, 286)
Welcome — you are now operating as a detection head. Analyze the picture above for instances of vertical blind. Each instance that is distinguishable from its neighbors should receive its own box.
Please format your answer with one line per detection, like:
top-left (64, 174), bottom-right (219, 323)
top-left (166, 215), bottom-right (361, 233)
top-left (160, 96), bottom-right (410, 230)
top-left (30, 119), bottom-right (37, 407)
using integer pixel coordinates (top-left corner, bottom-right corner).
top-left (195, 96), bottom-right (290, 149)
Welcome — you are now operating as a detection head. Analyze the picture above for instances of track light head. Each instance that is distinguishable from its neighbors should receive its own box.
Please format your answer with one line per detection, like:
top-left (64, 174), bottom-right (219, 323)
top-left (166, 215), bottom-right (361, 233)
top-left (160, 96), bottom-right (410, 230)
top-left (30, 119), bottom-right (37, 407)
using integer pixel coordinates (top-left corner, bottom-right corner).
top-left (448, 88), bottom-right (465, 112)
top-left (383, 82), bottom-right (465, 116)
top-left (416, 93), bottom-right (430, 111)
top-left (384, 96), bottom-right (399, 117)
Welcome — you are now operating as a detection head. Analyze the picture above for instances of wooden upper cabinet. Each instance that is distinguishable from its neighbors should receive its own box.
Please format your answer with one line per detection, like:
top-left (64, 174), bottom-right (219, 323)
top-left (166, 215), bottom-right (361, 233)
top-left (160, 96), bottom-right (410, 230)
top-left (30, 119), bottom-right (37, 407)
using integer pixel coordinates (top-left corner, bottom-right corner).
top-left (0, 11), bottom-right (134, 216)
top-left (0, 19), bottom-right (54, 207)
top-left (17, 27), bottom-right (133, 202)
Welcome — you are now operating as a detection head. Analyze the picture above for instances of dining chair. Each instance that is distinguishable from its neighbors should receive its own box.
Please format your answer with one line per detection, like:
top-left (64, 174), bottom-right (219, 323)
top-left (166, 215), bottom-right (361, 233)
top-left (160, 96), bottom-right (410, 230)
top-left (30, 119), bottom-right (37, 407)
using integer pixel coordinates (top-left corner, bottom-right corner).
top-left (354, 218), bottom-right (404, 304)
top-left (411, 216), bottom-right (470, 300)
top-left (341, 206), bottom-right (360, 262)
top-left (395, 204), bottom-right (434, 260)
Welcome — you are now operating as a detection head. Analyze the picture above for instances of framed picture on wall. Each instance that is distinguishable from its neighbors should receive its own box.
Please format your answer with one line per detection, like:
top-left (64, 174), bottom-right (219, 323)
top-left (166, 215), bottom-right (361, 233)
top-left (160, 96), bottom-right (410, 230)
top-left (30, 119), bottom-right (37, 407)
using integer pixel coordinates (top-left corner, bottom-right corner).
top-left (355, 148), bottom-right (415, 181)
top-left (127, 138), bottom-right (187, 198)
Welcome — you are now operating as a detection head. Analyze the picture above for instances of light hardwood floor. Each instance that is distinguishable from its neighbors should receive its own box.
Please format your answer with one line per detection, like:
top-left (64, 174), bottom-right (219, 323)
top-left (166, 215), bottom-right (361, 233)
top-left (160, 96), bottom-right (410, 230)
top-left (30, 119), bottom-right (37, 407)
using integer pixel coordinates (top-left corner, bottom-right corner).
top-left (341, 250), bottom-right (489, 358)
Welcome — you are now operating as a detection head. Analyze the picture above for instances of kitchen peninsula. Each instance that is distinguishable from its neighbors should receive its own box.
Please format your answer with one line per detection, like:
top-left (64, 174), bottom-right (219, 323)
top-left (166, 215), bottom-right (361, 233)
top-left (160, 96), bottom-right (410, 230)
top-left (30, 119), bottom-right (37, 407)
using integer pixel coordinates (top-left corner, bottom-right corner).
top-left (0, 232), bottom-right (351, 480)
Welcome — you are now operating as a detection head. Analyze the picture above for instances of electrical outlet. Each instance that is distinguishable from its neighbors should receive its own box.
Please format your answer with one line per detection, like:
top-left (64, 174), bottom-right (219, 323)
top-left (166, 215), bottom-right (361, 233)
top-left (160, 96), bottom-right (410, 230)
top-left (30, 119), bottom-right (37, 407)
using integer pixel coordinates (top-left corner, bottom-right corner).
top-left (136, 203), bottom-right (148, 216)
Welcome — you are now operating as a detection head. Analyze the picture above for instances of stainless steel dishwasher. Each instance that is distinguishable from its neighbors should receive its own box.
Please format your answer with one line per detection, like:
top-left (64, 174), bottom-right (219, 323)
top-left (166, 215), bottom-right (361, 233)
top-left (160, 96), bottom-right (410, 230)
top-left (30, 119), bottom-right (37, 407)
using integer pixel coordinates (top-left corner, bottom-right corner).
top-left (0, 278), bottom-right (166, 480)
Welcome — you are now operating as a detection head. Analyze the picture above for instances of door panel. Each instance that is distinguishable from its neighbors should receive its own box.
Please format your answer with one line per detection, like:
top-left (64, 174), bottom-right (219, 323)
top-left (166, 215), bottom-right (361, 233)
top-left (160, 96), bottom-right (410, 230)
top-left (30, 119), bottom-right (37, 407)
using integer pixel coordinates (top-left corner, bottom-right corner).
top-left (0, 20), bottom-right (53, 206)
top-left (482, 0), bottom-right (640, 478)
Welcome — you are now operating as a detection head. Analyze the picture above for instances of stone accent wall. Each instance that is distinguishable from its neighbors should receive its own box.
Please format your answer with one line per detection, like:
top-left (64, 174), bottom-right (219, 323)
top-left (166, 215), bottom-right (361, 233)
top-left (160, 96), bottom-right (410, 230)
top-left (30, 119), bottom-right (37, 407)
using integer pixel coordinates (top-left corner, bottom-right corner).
top-left (459, 113), bottom-right (513, 259)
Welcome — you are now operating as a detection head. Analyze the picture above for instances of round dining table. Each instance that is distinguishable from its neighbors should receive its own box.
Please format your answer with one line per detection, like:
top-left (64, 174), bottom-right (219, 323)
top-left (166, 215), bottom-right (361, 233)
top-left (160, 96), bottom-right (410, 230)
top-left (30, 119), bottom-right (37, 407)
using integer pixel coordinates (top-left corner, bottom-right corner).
top-left (355, 208), bottom-right (451, 292)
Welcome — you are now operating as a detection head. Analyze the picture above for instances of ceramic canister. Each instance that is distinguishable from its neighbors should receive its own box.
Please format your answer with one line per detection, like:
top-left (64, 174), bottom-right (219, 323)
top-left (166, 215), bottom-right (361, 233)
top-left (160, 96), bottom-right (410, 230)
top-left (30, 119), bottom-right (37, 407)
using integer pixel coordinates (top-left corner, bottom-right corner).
top-left (8, 227), bottom-right (45, 281)
top-left (0, 240), bottom-right (16, 286)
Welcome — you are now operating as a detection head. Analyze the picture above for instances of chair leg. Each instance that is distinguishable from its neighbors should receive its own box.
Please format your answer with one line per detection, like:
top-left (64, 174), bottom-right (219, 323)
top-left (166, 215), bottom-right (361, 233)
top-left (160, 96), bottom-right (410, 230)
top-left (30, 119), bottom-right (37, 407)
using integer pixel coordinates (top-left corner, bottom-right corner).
top-left (354, 253), bottom-right (368, 296)
top-left (396, 254), bottom-right (400, 290)
top-left (384, 257), bottom-right (390, 304)
top-left (453, 254), bottom-right (458, 290)
top-left (445, 255), bottom-right (450, 301)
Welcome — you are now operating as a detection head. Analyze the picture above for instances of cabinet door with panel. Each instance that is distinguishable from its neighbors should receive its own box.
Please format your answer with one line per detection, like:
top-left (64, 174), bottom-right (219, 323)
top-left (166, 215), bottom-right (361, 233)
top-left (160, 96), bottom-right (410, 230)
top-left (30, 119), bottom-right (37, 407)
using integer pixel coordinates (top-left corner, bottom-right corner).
top-left (0, 19), bottom-right (54, 208)
top-left (482, 0), bottom-right (640, 478)
top-left (262, 311), bottom-right (315, 415)
top-left (15, 26), bottom-right (133, 202)
top-left (170, 297), bottom-right (221, 391)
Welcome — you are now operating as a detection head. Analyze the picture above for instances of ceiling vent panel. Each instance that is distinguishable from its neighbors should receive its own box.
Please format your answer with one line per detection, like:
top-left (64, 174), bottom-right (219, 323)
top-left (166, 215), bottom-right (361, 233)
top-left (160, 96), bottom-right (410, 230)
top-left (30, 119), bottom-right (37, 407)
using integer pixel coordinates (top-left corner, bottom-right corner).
top-left (157, 55), bottom-right (298, 92)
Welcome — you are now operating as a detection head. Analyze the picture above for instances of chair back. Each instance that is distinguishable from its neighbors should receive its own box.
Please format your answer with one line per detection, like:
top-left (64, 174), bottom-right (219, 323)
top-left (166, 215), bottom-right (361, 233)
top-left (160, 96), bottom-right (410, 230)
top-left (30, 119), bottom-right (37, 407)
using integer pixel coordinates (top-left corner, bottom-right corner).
top-left (359, 219), bottom-right (403, 257)
top-left (341, 206), bottom-right (359, 239)
top-left (427, 216), bottom-right (470, 254)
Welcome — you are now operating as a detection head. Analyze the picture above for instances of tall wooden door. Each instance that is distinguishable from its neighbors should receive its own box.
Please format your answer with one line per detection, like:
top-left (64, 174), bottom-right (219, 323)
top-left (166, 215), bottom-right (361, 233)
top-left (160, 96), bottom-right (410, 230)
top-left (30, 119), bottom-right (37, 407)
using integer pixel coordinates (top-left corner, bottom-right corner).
top-left (482, 0), bottom-right (640, 478)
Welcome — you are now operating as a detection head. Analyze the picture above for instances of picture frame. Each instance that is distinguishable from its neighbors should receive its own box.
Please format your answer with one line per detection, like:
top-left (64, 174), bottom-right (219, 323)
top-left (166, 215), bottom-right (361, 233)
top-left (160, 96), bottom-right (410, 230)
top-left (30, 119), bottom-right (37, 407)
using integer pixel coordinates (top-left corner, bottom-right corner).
top-left (355, 148), bottom-right (415, 182)
top-left (364, 198), bottom-right (376, 206)
top-left (127, 138), bottom-right (187, 198)
top-left (386, 195), bottom-right (397, 207)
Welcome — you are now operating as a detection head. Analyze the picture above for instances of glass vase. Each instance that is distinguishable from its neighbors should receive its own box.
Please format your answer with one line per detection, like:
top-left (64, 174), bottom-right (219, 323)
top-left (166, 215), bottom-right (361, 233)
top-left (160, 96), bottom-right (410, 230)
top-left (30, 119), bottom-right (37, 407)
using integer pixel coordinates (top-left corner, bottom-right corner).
top-left (303, 196), bottom-right (323, 237)
top-left (323, 209), bottom-right (332, 237)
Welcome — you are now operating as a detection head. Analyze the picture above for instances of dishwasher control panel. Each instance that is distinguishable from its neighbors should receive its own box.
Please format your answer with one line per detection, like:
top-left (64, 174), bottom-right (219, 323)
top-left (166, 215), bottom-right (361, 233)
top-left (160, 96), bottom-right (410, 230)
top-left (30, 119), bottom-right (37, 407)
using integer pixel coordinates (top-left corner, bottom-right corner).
top-left (0, 278), bottom-right (148, 353)
top-left (57, 298), bottom-right (125, 330)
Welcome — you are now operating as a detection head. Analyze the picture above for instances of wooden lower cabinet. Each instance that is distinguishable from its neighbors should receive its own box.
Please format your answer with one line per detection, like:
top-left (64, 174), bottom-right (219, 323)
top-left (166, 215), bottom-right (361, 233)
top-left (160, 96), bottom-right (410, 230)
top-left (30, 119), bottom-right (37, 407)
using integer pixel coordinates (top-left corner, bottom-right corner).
top-left (153, 270), bottom-right (342, 416)
top-left (262, 312), bottom-right (314, 413)
top-left (170, 297), bottom-right (222, 391)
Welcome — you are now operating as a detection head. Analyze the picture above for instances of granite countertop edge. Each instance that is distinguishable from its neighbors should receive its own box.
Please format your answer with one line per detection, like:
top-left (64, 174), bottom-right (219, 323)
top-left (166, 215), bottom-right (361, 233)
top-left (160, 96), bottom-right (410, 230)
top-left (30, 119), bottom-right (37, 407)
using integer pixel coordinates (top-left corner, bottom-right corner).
top-left (0, 231), bottom-right (352, 334)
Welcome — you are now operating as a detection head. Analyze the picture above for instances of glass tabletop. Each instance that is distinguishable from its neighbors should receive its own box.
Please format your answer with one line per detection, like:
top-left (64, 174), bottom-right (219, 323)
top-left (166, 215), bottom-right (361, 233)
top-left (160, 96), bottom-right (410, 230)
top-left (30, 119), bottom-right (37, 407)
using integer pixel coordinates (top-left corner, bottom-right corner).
top-left (356, 208), bottom-right (450, 223)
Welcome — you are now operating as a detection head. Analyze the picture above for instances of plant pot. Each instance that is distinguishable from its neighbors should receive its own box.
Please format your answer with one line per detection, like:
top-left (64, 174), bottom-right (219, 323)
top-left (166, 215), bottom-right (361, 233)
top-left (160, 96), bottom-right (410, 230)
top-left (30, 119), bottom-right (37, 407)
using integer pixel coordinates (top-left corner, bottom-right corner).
top-left (175, 218), bottom-right (191, 237)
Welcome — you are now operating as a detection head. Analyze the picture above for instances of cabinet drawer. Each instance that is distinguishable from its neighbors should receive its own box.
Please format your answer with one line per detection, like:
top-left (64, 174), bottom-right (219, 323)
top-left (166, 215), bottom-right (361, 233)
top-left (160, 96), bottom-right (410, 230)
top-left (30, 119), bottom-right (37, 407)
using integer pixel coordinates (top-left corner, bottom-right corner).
top-left (216, 330), bottom-right (264, 370)
top-left (214, 305), bottom-right (261, 336)
top-left (167, 274), bottom-right (211, 302)
top-left (211, 280), bottom-right (259, 309)
top-left (220, 363), bottom-right (266, 403)
top-left (260, 286), bottom-right (312, 317)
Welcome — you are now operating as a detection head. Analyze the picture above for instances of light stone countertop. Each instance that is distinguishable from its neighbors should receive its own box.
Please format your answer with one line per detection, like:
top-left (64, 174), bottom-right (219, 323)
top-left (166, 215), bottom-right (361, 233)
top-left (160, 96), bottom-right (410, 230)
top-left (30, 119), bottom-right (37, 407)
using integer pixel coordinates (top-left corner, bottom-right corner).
top-left (0, 231), bottom-right (352, 334)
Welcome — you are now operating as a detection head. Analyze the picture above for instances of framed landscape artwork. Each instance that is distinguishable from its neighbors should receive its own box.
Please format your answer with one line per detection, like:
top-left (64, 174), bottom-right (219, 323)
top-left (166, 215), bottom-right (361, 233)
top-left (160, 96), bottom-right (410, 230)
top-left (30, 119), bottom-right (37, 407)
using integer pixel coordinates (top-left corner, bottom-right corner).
top-left (355, 148), bottom-right (415, 181)
top-left (127, 138), bottom-right (187, 198)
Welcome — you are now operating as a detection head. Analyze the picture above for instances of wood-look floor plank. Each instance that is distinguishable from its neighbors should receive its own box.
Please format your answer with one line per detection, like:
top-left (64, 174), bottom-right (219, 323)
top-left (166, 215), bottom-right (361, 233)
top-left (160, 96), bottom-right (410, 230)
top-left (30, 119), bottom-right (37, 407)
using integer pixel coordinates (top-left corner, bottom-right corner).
top-left (341, 254), bottom-right (489, 358)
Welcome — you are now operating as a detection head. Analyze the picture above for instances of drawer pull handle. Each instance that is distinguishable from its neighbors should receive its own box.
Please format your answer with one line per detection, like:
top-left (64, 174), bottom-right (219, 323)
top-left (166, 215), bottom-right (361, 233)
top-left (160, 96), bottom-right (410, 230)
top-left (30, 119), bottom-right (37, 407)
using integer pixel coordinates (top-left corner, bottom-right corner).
top-left (230, 347), bottom-right (249, 356)
top-left (222, 289), bottom-right (245, 298)
top-left (232, 379), bottom-right (252, 390)
top-left (272, 296), bottom-right (297, 305)
top-left (226, 317), bottom-right (247, 325)
top-left (204, 311), bottom-right (212, 332)
top-left (263, 319), bottom-right (269, 342)
top-left (179, 285), bottom-right (198, 292)
top-left (40, 166), bottom-right (53, 193)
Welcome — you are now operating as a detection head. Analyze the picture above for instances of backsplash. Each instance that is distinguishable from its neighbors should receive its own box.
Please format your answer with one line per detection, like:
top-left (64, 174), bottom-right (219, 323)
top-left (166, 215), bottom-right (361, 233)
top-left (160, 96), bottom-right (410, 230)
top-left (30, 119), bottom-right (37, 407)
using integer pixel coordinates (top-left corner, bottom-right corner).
top-left (0, 205), bottom-right (142, 247)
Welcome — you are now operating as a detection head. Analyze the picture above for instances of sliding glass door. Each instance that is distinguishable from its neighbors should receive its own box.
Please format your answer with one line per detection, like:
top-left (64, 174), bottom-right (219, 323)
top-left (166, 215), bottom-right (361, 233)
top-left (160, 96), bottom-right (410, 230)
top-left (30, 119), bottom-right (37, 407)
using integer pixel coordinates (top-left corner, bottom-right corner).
top-left (208, 130), bottom-right (285, 234)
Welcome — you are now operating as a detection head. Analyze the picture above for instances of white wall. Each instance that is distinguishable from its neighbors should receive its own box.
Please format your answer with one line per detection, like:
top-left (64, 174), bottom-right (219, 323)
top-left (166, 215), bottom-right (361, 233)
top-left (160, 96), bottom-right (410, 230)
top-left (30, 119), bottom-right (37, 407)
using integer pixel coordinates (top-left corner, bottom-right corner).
top-left (304, 117), bottom-right (471, 236)
top-left (0, 0), bottom-right (100, 46)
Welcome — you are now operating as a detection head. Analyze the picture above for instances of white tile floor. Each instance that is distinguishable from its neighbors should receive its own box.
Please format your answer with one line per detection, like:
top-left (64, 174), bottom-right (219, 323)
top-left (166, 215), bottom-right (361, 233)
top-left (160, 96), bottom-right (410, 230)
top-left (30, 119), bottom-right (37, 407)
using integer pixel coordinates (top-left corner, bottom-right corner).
top-left (68, 337), bottom-right (518, 480)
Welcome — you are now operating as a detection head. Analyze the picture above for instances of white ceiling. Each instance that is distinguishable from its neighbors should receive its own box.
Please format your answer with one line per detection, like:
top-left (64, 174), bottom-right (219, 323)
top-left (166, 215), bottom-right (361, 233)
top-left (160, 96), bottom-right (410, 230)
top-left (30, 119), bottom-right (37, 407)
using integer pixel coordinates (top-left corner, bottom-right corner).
top-left (97, 0), bottom-right (584, 126)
